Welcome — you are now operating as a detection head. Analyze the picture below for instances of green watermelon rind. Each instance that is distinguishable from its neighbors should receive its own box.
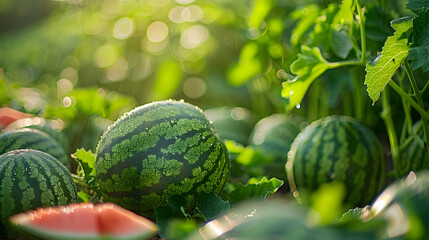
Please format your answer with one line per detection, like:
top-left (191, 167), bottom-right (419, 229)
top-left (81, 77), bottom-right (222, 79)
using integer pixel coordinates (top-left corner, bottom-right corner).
top-left (95, 100), bottom-right (230, 216)
top-left (0, 149), bottom-right (78, 238)
top-left (0, 128), bottom-right (70, 168)
top-left (286, 115), bottom-right (385, 207)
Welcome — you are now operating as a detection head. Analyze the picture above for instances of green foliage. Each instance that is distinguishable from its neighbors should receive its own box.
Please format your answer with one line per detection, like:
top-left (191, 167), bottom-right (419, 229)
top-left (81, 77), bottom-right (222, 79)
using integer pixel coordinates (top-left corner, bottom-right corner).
top-left (222, 177), bottom-right (283, 204)
top-left (281, 46), bottom-right (331, 110)
top-left (408, 9), bottom-right (429, 72)
top-left (365, 17), bottom-right (413, 104)
top-left (406, 0), bottom-right (429, 11)
top-left (195, 192), bottom-right (230, 221)
top-left (155, 193), bottom-right (230, 239)
top-left (72, 148), bottom-right (96, 176)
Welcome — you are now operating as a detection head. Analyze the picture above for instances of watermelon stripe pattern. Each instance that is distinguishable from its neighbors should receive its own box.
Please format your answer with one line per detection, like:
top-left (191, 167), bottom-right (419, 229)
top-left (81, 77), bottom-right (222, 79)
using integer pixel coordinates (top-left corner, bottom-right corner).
top-left (286, 116), bottom-right (385, 207)
top-left (0, 149), bottom-right (78, 239)
top-left (401, 121), bottom-right (429, 176)
top-left (95, 100), bottom-right (229, 215)
top-left (0, 128), bottom-right (69, 168)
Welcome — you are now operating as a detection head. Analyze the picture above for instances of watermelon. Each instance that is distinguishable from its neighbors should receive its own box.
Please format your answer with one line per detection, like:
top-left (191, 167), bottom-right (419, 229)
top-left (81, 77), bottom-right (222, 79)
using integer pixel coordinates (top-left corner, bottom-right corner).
top-left (95, 100), bottom-right (230, 217)
top-left (0, 128), bottom-right (70, 168)
top-left (286, 115), bottom-right (385, 207)
top-left (248, 114), bottom-right (302, 179)
top-left (203, 106), bottom-right (255, 145)
top-left (0, 149), bottom-right (78, 239)
top-left (401, 120), bottom-right (429, 176)
top-left (10, 202), bottom-right (158, 240)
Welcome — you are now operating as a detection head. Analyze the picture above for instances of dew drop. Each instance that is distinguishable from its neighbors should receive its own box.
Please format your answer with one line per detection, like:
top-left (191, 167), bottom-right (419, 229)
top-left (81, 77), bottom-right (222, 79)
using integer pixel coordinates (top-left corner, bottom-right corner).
top-left (296, 104), bottom-right (301, 109)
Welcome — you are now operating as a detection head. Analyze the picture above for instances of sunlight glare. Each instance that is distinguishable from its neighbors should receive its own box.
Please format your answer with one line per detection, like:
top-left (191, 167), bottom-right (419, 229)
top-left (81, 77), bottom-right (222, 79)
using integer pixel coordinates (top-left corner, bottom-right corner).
top-left (113, 17), bottom-right (135, 39)
top-left (180, 25), bottom-right (209, 49)
top-left (147, 21), bottom-right (169, 42)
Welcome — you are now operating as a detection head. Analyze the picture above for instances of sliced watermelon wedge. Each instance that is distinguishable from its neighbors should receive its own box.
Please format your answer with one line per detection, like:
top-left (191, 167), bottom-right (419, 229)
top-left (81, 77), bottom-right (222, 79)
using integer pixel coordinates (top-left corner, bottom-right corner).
top-left (10, 203), bottom-right (158, 240)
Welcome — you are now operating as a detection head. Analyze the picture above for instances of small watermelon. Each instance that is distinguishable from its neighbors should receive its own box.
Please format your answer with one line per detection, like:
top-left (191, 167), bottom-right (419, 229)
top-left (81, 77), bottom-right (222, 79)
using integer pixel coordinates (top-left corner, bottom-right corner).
top-left (248, 114), bottom-right (302, 179)
top-left (286, 115), bottom-right (385, 207)
top-left (0, 128), bottom-right (69, 168)
top-left (10, 202), bottom-right (158, 240)
top-left (0, 149), bottom-right (78, 239)
top-left (95, 100), bottom-right (230, 217)
top-left (203, 106), bottom-right (255, 145)
top-left (400, 120), bottom-right (429, 176)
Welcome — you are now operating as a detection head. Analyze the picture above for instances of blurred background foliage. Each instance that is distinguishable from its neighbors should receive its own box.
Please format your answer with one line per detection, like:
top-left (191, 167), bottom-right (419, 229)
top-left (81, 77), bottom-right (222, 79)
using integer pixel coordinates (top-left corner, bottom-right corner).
top-left (0, 0), bottom-right (417, 154)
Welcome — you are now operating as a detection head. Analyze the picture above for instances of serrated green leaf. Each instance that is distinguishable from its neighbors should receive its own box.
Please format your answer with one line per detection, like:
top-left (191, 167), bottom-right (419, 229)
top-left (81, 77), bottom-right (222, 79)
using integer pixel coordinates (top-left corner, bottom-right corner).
top-left (409, 46), bottom-right (429, 72)
top-left (224, 177), bottom-right (284, 204)
top-left (155, 195), bottom-right (189, 239)
top-left (412, 8), bottom-right (429, 46)
top-left (406, 0), bottom-right (429, 11)
top-left (196, 192), bottom-right (230, 221)
top-left (281, 46), bottom-right (330, 110)
top-left (364, 17), bottom-right (413, 104)
top-left (72, 148), bottom-right (96, 176)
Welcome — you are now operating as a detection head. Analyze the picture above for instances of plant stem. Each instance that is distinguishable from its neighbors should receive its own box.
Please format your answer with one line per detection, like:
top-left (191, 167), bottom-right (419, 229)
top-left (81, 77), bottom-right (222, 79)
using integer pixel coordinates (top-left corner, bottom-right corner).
top-left (421, 79), bottom-right (429, 95)
top-left (381, 89), bottom-right (401, 177)
top-left (388, 80), bottom-right (429, 120)
top-left (352, 68), bottom-right (363, 121)
top-left (398, 70), bottom-right (413, 137)
top-left (404, 61), bottom-right (429, 149)
top-left (356, 0), bottom-right (367, 64)
top-left (328, 59), bottom-right (362, 68)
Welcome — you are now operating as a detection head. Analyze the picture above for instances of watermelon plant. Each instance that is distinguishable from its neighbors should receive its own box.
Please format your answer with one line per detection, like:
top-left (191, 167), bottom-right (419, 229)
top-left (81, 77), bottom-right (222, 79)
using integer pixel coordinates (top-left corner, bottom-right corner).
top-left (0, 149), bottom-right (78, 239)
top-left (95, 100), bottom-right (230, 218)
top-left (286, 115), bottom-right (385, 207)
top-left (1, 0), bottom-right (429, 239)
top-left (0, 128), bottom-right (70, 168)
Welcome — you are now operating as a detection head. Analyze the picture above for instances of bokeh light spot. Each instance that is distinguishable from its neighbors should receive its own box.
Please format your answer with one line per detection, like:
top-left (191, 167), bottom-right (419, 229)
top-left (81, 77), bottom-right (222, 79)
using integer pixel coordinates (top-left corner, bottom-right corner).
top-left (57, 79), bottom-right (73, 97)
top-left (113, 17), bottom-right (135, 39)
top-left (180, 25), bottom-right (209, 49)
top-left (94, 44), bottom-right (118, 68)
top-left (175, 0), bottom-right (195, 5)
top-left (106, 57), bottom-right (129, 82)
top-left (183, 77), bottom-right (206, 99)
top-left (147, 21), bottom-right (169, 42)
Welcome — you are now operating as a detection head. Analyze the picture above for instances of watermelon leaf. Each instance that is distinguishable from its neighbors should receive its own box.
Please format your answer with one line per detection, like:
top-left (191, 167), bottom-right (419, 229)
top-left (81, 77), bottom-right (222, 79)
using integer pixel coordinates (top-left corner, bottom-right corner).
top-left (195, 192), bottom-right (230, 221)
top-left (411, 8), bottom-right (429, 46)
top-left (281, 46), bottom-right (330, 110)
top-left (72, 148), bottom-right (96, 176)
top-left (406, 0), bottom-right (429, 11)
top-left (408, 46), bottom-right (429, 72)
top-left (408, 9), bottom-right (429, 72)
top-left (364, 17), bottom-right (413, 104)
top-left (223, 177), bottom-right (284, 204)
top-left (155, 195), bottom-right (189, 239)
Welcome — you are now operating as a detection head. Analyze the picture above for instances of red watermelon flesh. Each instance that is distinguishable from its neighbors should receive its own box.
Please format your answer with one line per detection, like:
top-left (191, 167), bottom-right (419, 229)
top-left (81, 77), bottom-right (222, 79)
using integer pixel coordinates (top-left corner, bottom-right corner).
top-left (10, 203), bottom-right (158, 240)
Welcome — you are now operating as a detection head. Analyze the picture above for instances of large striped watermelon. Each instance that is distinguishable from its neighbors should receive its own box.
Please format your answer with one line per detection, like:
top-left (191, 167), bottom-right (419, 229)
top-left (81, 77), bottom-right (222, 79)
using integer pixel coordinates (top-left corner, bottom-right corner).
top-left (95, 100), bottom-right (230, 217)
top-left (0, 128), bottom-right (69, 168)
top-left (286, 115), bottom-right (385, 207)
top-left (248, 114), bottom-right (302, 179)
top-left (0, 149), bottom-right (78, 239)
